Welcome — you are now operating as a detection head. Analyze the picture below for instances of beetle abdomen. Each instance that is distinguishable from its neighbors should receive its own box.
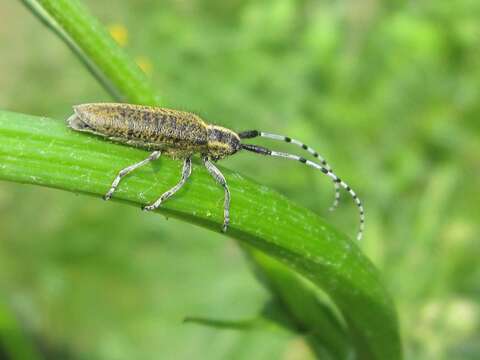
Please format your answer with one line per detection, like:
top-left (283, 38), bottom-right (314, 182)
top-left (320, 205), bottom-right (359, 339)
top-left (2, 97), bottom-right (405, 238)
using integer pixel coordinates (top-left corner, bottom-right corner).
top-left (68, 103), bottom-right (209, 152)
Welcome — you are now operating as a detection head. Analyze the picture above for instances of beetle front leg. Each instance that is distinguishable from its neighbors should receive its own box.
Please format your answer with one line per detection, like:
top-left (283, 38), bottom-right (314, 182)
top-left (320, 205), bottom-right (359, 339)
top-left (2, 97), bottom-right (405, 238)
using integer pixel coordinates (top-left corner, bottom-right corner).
top-left (203, 156), bottom-right (230, 232)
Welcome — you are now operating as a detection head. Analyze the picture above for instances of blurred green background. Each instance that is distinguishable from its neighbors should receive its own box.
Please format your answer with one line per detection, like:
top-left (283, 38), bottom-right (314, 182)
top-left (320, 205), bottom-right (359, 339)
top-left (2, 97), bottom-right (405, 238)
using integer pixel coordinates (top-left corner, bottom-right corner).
top-left (0, 0), bottom-right (479, 359)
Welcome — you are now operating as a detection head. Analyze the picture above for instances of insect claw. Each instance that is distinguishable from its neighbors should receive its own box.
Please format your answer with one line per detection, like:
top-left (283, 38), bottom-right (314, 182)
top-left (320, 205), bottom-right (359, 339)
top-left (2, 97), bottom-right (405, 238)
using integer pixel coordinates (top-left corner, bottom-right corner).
top-left (103, 193), bottom-right (112, 201)
top-left (143, 202), bottom-right (162, 211)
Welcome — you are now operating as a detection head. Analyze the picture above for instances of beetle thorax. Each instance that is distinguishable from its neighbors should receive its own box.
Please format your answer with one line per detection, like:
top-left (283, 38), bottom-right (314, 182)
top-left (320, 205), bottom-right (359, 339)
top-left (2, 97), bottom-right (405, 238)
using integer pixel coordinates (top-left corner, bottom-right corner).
top-left (206, 125), bottom-right (241, 160)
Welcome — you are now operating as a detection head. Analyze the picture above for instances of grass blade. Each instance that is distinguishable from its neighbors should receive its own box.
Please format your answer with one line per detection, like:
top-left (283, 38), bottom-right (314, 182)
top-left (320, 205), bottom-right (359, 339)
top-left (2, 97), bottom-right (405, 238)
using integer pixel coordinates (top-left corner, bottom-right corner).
top-left (21, 0), bottom-right (160, 105)
top-left (17, 0), bottom-right (402, 357)
top-left (0, 110), bottom-right (401, 358)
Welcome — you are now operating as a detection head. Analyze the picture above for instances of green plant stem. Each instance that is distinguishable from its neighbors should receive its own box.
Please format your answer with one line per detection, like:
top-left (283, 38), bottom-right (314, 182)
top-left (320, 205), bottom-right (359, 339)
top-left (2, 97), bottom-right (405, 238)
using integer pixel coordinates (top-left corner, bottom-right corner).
top-left (243, 245), bottom-right (352, 358)
top-left (21, 0), bottom-right (160, 105)
top-left (0, 110), bottom-right (401, 359)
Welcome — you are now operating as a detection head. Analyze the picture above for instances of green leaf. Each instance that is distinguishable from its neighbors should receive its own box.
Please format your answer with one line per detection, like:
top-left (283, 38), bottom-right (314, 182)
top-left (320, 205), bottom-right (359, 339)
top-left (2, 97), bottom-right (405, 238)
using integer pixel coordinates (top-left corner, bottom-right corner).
top-left (14, 0), bottom-right (403, 358)
top-left (0, 110), bottom-right (401, 358)
top-left (243, 245), bottom-right (353, 359)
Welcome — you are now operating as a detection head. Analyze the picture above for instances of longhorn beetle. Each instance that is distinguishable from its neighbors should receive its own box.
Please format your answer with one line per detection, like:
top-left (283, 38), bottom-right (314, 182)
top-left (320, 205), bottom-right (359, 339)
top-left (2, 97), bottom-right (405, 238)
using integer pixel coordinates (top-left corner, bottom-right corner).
top-left (67, 103), bottom-right (365, 240)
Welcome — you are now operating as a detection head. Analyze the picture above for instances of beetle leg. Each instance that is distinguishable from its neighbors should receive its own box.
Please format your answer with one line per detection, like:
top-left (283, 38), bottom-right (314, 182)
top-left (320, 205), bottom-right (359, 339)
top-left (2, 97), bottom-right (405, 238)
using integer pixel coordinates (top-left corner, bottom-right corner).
top-left (142, 156), bottom-right (192, 211)
top-left (104, 151), bottom-right (161, 200)
top-left (203, 156), bottom-right (230, 232)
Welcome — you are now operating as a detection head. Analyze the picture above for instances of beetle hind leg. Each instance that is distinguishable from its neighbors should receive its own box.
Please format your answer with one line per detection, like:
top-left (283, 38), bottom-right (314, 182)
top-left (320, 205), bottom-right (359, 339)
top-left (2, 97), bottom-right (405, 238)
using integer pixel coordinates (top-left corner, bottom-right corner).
top-left (142, 156), bottom-right (192, 211)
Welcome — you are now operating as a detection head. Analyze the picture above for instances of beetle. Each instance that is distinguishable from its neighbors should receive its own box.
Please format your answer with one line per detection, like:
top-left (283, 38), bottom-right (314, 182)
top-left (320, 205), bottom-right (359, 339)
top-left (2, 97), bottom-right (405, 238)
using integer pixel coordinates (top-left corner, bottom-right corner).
top-left (67, 103), bottom-right (364, 240)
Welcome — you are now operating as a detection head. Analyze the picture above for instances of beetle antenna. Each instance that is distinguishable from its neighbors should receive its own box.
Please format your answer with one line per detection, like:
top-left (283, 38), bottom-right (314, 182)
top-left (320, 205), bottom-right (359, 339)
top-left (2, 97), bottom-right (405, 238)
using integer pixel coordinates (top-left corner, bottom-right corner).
top-left (238, 130), bottom-right (340, 211)
top-left (241, 143), bottom-right (365, 241)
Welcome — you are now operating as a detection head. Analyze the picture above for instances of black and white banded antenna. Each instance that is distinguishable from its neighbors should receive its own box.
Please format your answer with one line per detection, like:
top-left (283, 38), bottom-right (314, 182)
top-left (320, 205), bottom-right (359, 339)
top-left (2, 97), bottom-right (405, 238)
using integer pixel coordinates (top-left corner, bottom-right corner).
top-left (238, 131), bottom-right (364, 241)
top-left (238, 130), bottom-right (341, 211)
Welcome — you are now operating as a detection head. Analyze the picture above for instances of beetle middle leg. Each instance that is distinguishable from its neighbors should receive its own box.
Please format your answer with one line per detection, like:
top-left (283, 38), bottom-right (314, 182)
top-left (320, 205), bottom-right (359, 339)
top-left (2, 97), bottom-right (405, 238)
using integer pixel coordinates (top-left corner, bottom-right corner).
top-left (104, 150), bottom-right (161, 200)
top-left (203, 156), bottom-right (230, 232)
top-left (142, 156), bottom-right (192, 211)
